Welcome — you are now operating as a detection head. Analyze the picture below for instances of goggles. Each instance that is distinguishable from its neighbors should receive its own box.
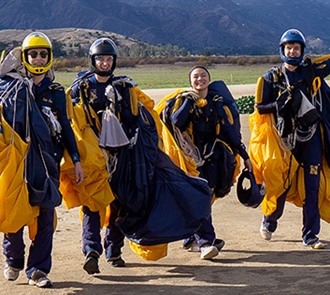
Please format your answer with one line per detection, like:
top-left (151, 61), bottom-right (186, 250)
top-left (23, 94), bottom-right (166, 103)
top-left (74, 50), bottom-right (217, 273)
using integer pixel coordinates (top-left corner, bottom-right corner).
top-left (94, 55), bottom-right (114, 61)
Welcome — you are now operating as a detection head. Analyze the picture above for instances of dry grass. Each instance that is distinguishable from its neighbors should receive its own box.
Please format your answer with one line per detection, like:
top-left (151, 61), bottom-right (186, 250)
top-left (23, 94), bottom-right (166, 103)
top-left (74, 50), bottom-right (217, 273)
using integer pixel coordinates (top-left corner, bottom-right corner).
top-left (56, 63), bottom-right (274, 89)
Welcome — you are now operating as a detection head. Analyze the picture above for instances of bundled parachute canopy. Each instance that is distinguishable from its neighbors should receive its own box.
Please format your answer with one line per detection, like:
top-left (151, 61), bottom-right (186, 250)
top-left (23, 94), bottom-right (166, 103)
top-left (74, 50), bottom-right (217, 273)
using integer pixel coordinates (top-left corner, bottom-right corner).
top-left (60, 94), bottom-right (115, 212)
top-left (0, 105), bottom-right (39, 234)
top-left (110, 104), bottom-right (212, 245)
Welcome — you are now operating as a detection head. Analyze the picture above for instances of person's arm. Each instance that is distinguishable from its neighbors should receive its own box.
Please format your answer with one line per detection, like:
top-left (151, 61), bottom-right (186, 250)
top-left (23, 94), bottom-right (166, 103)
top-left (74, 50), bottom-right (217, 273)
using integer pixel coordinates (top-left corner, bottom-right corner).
top-left (255, 71), bottom-right (277, 115)
top-left (56, 89), bottom-right (84, 183)
top-left (256, 101), bottom-right (277, 114)
top-left (218, 110), bottom-right (249, 156)
top-left (170, 97), bottom-right (192, 129)
top-left (312, 55), bottom-right (330, 78)
top-left (114, 84), bottom-right (138, 127)
top-left (220, 118), bottom-right (252, 171)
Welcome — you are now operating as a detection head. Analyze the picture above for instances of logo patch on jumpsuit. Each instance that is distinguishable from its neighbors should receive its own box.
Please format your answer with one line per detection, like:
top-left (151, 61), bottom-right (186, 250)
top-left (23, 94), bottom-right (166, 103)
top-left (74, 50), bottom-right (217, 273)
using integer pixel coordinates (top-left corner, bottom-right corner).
top-left (310, 165), bottom-right (319, 175)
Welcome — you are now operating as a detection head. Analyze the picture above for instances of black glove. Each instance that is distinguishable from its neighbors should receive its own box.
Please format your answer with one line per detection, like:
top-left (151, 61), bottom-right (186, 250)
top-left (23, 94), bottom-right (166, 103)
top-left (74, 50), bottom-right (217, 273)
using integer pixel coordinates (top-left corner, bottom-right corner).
top-left (256, 102), bottom-right (276, 114)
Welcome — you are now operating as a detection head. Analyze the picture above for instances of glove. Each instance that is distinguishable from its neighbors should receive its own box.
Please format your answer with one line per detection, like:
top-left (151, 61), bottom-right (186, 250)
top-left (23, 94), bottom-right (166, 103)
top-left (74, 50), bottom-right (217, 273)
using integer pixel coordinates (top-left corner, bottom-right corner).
top-left (256, 102), bottom-right (276, 114)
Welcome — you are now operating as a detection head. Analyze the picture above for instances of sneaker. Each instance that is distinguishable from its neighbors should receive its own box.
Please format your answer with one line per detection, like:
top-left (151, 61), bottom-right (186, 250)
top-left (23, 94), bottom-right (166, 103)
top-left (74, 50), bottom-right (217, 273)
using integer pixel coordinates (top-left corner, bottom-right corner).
top-left (83, 251), bottom-right (100, 274)
top-left (182, 236), bottom-right (196, 250)
top-left (189, 240), bottom-right (200, 252)
top-left (311, 241), bottom-right (325, 249)
top-left (303, 238), bottom-right (325, 249)
top-left (28, 270), bottom-right (52, 288)
top-left (200, 245), bottom-right (219, 260)
top-left (184, 237), bottom-right (225, 252)
top-left (260, 222), bottom-right (272, 240)
top-left (214, 239), bottom-right (225, 251)
top-left (107, 256), bottom-right (126, 267)
top-left (4, 264), bottom-right (20, 281)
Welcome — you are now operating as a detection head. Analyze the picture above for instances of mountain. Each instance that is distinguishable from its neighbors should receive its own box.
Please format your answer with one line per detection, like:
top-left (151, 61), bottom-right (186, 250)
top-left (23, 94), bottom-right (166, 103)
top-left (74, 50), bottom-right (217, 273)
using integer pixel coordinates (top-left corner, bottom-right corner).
top-left (0, 0), bottom-right (330, 55)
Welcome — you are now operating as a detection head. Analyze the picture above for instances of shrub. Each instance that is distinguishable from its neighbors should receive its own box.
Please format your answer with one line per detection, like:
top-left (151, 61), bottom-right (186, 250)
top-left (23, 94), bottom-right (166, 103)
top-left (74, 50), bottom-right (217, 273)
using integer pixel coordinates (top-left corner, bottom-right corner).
top-left (236, 95), bottom-right (255, 114)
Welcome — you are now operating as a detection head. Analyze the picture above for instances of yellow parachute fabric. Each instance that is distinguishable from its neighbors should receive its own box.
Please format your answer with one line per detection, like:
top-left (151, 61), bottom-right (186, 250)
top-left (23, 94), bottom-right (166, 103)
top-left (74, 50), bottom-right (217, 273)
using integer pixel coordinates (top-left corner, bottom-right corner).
top-left (154, 89), bottom-right (199, 176)
top-left (249, 98), bottom-right (330, 222)
top-left (128, 241), bottom-right (167, 261)
top-left (0, 107), bottom-right (39, 234)
top-left (60, 91), bottom-right (114, 218)
top-left (248, 110), bottom-right (301, 216)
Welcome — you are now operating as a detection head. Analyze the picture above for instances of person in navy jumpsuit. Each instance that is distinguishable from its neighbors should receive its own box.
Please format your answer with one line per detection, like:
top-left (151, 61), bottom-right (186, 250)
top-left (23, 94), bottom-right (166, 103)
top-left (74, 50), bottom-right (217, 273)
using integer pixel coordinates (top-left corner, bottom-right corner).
top-left (2, 32), bottom-right (84, 288)
top-left (70, 38), bottom-right (138, 274)
top-left (169, 65), bottom-right (252, 259)
top-left (257, 29), bottom-right (330, 248)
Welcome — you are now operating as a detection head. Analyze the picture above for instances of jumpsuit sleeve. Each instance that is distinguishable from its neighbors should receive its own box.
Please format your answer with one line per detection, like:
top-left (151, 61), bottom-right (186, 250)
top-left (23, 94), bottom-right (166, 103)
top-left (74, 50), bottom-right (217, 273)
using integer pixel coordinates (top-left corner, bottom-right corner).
top-left (56, 90), bottom-right (81, 163)
top-left (115, 84), bottom-right (138, 127)
top-left (255, 71), bottom-right (277, 115)
top-left (313, 56), bottom-right (330, 78)
top-left (170, 97), bottom-right (192, 129)
top-left (219, 115), bottom-right (249, 160)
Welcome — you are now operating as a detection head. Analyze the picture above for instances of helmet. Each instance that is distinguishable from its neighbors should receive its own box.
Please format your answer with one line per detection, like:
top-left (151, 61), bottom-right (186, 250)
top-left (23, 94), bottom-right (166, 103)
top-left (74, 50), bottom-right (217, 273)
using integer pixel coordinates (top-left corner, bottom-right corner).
top-left (236, 168), bottom-right (264, 208)
top-left (279, 29), bottom-right (306, 65)
top-left (88, 38), bottom-right (118, 76)
top-left (21, 32), bottom-right (53, 75)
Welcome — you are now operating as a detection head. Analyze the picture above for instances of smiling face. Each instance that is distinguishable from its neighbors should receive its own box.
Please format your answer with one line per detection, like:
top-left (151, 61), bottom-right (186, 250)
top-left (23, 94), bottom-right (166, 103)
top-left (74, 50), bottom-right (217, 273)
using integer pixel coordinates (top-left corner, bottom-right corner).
top-left (27, 48), bottom-right (49, 67)
top-left (190, 67), bottom-right (210, 94)
top-left (284, 42), bottom-right (302, 59)
top-left (94, 55), bottom-right (114, 74)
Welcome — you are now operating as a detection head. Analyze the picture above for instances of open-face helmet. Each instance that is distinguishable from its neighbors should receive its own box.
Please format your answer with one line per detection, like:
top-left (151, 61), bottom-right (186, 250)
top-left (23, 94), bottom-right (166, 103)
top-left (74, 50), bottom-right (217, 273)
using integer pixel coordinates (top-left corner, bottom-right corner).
top-left (21, 32), bottom-right (53, 75)
top-left (88, 38), bottom-right (118, 76)
top-left (279, 29), bottom-right (306, 65)
top-left (237, 168), bottom-right (264, 208)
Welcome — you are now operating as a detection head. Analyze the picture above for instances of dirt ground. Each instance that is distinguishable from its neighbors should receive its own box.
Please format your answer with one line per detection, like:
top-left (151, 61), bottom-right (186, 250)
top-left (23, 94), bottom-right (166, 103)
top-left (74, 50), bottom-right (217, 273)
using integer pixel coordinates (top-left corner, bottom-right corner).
top-left (1, 85), bottom-right (330, 295)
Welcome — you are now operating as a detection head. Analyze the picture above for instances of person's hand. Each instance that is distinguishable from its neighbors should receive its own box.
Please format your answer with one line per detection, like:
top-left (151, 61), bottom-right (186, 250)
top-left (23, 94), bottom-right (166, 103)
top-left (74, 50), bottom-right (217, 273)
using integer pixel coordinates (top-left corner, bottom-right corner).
top-left (243, 158), bottom-right (253, 172)
top-left (74, 162), bottom-right (84, 184)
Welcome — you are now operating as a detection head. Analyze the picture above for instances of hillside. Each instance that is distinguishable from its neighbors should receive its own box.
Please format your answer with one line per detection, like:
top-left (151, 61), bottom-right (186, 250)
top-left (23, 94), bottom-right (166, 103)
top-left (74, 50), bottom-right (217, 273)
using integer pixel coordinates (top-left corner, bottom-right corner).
top-left (0, 0), bottom-right (330, 55)
top-left (0, 28), bottom-right (186, 58)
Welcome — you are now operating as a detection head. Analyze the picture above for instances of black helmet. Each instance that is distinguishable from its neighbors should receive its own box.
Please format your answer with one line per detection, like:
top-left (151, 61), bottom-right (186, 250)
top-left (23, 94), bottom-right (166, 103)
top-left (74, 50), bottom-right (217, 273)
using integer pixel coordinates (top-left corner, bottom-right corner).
top-left (88, 38), bottom-right (118, 76)
top-left (279, 29), bottom-right (306, 65)
top-left (236, 168), bottom-right (264, 208)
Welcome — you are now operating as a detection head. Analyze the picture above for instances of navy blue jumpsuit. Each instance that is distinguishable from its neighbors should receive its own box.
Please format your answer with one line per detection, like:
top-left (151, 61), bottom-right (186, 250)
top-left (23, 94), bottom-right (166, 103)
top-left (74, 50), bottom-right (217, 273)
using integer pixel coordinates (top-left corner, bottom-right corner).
top-left (2, 76), bottom-right (80, 279)
top-left (257, 58), bottom-right (330, 244)
top-left (170, 91), bottom-right (249, 247)
top-left (70, 74), bottom-right (137, 261)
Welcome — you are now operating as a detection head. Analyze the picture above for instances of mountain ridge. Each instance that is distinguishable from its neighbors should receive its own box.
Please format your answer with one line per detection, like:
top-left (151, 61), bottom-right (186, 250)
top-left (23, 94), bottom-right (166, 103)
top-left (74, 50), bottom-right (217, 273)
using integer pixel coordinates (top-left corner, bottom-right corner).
top-left (0, 0), bottom-right (330, 55)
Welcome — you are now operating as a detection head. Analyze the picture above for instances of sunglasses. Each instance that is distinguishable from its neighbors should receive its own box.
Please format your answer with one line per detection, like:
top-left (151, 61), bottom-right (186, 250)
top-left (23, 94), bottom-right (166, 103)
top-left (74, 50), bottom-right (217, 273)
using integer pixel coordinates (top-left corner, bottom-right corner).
top-left (28, 51), bottom-right (48, 58)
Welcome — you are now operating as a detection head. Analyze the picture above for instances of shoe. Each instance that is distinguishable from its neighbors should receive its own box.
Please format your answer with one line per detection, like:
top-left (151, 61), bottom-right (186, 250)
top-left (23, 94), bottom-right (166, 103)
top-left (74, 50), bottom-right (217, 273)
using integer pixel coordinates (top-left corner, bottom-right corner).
top-left (303, 238), bottom-right (325, 249)
top-left (83, 251), bottom-right (100, 274)
top-left (28, 270), bottom-right (52, 288)
top-left (182, 236), bottom-right (196, 250)
top-left (260, 222), bottom-right (272, 240)
top-left (4, 264), bottom-right (20, 281)
top-left (200, 245), bottom-right (219, 260)
top-left (311, 241), bottom-right (325, 249)
top-left (184, 238), bottom-right (225, 253)
top-left (108, 255), bottom-right (126, 267)
top-left (214, 239), bottom-right (225, 251)
top-left (189, 240), bottom-right (200, 252)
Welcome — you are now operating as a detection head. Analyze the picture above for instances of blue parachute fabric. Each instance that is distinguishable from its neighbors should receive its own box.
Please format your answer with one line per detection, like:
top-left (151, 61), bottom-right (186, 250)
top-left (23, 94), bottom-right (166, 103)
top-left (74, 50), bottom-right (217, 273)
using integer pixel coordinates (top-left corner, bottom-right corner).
top-left (1, 77), bottom-right (61, 209)
top-left (6, 79), bottom-right (61, 209)
top-left (208, 80), bottom-right (241, 138)
top-left (318, 80), bottom-right (330, 167)
top-left (112, 105), bottom-right (212, 245)
top-left (110, 105), bottom-right (158, 214)
top-left (126, 149), bottom-right (212, 246)
top-left (26, 92), bottom-right (61, 209)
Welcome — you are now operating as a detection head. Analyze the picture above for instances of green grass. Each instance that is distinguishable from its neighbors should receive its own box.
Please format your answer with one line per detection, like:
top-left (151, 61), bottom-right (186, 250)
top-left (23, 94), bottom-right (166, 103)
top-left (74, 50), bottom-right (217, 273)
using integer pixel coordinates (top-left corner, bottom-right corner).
top-left (55, 64), bottom-right (275, 89)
